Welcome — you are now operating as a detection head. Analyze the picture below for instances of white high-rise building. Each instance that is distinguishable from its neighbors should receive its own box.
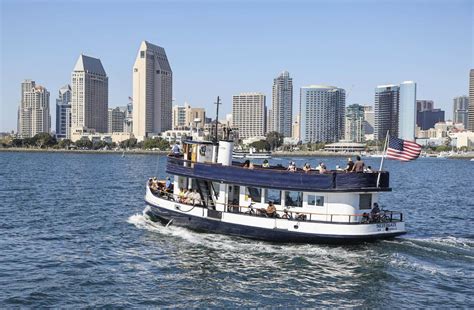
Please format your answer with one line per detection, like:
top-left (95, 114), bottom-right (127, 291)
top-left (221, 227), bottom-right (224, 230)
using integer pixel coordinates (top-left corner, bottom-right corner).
top-left (271, 71), bottom-right (293, 137)
top-left (56, 84), bottom-right (72, 139)
top-left (133, 41), bottom-right (173, 140)
top-left (18, 80), bottom-right (51, 138)
top-left (345, 104), bottom-right (365, 142)
top-left (299, 85), bottom-right (345, 143)
top-left (399, 81), bottom-right (417, 141)
top-left (71, 54), bottom-right (108, 133)
top-left (232, 93), bottom-right (266, 139)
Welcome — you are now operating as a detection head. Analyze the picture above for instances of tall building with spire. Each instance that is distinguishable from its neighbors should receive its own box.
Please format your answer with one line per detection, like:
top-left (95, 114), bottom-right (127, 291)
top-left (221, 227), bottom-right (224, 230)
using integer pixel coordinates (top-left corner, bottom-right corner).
top-left (18, 80), bottom-right (50, 138)
top-left (71, 54), bottom-right (108, 133)
top-left (132, 41), bottom-right (172, 140)
top-left (469, 69), bottom-right (474, 131)
top-left (56, 84), bottom-right (72, 139)
top-left (271, 71), bottom-right (293, 137)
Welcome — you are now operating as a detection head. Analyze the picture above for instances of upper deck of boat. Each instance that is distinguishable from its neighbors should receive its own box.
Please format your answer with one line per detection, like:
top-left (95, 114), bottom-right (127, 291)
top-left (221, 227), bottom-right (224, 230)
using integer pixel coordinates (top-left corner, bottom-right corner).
top-left (166, 155), bottom-right (391, 193)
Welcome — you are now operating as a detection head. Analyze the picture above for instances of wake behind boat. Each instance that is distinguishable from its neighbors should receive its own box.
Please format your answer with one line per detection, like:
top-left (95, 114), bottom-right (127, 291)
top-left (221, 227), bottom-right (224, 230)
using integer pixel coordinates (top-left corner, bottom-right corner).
top-left (143, 140), bottom-right (406, 244)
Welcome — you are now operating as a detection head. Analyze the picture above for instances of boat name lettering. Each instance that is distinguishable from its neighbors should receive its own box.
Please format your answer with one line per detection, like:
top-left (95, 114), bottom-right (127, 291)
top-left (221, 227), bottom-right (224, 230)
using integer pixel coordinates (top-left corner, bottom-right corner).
top-left (376, 222), bottom-right (397, 231)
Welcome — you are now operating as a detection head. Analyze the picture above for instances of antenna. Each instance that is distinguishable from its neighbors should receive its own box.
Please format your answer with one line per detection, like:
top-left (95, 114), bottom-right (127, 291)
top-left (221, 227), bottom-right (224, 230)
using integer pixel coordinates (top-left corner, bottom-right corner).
top-left (214, 96), bottom-right (221, 142)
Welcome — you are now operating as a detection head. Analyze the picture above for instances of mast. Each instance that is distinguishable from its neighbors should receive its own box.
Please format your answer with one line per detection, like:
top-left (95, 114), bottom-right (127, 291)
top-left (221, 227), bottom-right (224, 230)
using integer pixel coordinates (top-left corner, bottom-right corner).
top-left (376, 130), bottom-right (390, 187)
top-left (214, 96), bottom-right (221, 143)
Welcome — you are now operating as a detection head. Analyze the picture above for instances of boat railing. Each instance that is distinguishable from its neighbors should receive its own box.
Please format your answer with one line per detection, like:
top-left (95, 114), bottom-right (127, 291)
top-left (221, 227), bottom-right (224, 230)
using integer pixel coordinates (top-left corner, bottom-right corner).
top-left (148, 186), bottom-right (402, 224)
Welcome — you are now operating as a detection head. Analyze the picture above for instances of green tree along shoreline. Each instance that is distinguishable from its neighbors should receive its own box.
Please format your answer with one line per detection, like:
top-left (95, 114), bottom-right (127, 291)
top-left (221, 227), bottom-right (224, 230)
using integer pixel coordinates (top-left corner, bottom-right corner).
top-left (0, 133), bottom-right (171, 151)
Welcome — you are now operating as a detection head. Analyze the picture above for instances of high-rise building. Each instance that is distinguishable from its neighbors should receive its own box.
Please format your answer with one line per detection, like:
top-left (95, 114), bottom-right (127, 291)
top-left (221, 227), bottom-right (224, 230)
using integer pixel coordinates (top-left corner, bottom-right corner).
top-left (232, 92), bottom-right (266, 139)
top-left (374, 85), bottom-right (399, 141)
top-left (345, 104), bottom-right (365, 142)
top-left (363, 105), bottom-right (375, 134)
top-left (299, 85), bottom-right (345, 143)
top-left (271, 71), bottom-right (293, 137)
top-left (132, 41), bottom-right (172, 139)
top-left (71, 54), bottom-right (108, 133)
top-left (266, 108), bottom-right (273, 134)
top-left (108, 107), bottom-right (125, 133)
top-left (185, 105), bottom-right (206, 129)
top-left (172, 105), bottom-right (186, 129)
top-left (453, 96), bottom-right (469, 128)
top-left (18, 80), bottom-right (51, 138)
top-left (399, 81), bottom-right (417, 141)
top-left (416, 109), bottom-right (445, 130)
top-left (292, 115), bottom-right (300, 140)
top-left (55, 84), bottom-right (72, 139)
top-left (416, 100), bottom-right (434, 112)
top-left (469, 69), bottom-right (474, 131)
top-left (123, 100), bottom-right (133, 133)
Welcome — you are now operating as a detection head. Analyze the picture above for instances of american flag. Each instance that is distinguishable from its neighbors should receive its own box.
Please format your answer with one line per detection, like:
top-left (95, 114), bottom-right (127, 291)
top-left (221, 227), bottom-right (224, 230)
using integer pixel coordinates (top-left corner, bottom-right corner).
top-left (387, 136), bottom-right (422, 161)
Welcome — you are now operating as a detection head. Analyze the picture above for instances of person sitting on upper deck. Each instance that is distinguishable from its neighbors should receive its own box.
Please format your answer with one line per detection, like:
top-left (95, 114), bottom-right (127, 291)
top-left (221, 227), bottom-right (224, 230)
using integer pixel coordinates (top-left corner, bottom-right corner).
top-left (364, 165), bottom-right (373, 173)
top-left (169, 142), bottom-right (181, 156)
top-left (303, 163), bottom-right (311, 173)
top-left (335, 165), bottom-right (344, 172)
top-left (352, 155), bottom-right (365, 173)
top-left (345, 157), bottom-right (354, 172)
top-left (249, 162), bottom-right (255, 169)
top-left (319, 163), bottom-right (328, 174)
top-left (287, 161), bottom-right (296, 172)
top-left (262, 159), bottom-right (270, 168)
top-left (243, 160), bottom-right (251, 168)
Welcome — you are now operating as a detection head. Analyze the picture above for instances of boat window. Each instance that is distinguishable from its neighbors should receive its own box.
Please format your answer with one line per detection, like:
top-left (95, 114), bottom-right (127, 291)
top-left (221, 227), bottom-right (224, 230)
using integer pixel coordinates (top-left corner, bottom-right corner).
top-left (246, 187), bottom-right (261, 202)
top-left (359, 194), bottom-right (372, 209)
top-left (265, 189), bottom-right (281, 205)
top-left (285, 191), bottom-right (303, 207)
top-left (308, 194), bottom-right (324, 206)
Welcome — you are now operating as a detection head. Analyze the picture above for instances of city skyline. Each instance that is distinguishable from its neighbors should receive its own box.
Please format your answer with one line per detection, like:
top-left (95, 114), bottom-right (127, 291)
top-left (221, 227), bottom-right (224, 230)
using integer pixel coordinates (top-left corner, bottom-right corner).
top-left (1, 0), bottom-right (473, 132)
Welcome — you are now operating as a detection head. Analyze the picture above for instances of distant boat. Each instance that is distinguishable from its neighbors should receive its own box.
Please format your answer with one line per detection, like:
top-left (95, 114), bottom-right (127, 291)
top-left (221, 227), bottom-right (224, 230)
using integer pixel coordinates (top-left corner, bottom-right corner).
top-left (470, 158), bottom-right (474, 161)
top-left (367, 153), bottom-right (385, 158)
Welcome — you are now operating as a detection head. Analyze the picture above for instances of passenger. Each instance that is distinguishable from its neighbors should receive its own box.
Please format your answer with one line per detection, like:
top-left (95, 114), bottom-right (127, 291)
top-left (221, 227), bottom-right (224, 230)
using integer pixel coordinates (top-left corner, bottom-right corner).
top-left (148, 178), bottom-right (153, 188)
top-left (262, 159), bottom-right (270, 168)
top-left (319, 163), bottom-right (328, 174)
top-left (281, 209), bottom-right (292, 219)
top-left (264, 201), bottom-right (277, 217)
top-left (352, 155), bottom-right (365, 172)
top-left (249, 162), bottom-right (255, 169)
top-left (364, 165), bottom-right (373, 173)
top-left (243, 160), bottom-right (250, 168)
top-left (315, 162), bottom-right (323, 172)
top-left (184, 189), bottom-right (192, 204)
top-left (178, 188), bottom-right (186, 203)
top-left (335, 165), bottom-right (344, 172)
top-left (287, 161), bottom-right (296, 172)
top-left (345, 157), bottom-right (354, 172)
top-left (169, 142), bottom-right (181, 156)
top-left (151, 177), bottom-right (159, 192)
top-left (370, 203), bottom-right (381, 222)
top-left (165, 177), bottom-right (173, 192)
top-left (191, 189), bottom-right (201, 205)
top-left (303, 163), bottom-right (311, 173)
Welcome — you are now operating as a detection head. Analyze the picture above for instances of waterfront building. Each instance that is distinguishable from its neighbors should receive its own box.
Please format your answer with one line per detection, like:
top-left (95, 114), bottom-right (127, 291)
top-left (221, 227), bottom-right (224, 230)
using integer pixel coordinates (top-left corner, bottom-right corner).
top-left (123, 101), bottom-right (133, 133)
top-left (363, 105), bottom-right (374, 134)
top-left (232, 92), bottom-right (266, 139)
top-left (416, 100), bottom-right (434, 112)
top-left (132, 41), bottom-right (173, 140)
top-left (345, 104), bottom-right (365, 142)
top-left (453, 96), bottom-right (469, 128)
top-left (172, 104), bottom-right (206, 129)
top-left (399, 81), bottom-right (417, 141)
top-left (271, 71), bottom-right (293, 137)
top-left (108, 107), bottom-right (125, 133)
top-left (299, 85), bottom-right (345, 143)
top-left (70, 128), bottom-right (133, 144)
top-left (18, 80), bottom-right (51, 138)
top-left (469, 69), bottom-right (474, 131)
top-left (71, 54), bottom-right (108, 133)
top-left (416, 109), bottom-right (445, 131)
top-left (55, 84), bottom-right (72, 139)
top-left (374, 84), bottom-right (399, 141)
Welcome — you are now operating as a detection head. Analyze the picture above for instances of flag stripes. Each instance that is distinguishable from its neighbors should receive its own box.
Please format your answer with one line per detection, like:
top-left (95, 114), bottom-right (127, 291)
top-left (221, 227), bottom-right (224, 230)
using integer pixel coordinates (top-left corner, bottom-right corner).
top-left (387, 136), bottom-right (422, 161)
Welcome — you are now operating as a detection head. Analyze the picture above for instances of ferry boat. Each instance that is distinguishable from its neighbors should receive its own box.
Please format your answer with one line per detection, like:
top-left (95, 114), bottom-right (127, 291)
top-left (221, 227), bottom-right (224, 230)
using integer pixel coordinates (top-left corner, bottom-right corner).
top-left (144, 140), bottom-right (406, 244)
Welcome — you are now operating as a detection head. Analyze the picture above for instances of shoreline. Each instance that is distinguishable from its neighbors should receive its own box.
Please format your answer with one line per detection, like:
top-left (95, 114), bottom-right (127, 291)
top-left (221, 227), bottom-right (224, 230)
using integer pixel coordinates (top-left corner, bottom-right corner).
top-left (1, 147), bottom-right (473, 159)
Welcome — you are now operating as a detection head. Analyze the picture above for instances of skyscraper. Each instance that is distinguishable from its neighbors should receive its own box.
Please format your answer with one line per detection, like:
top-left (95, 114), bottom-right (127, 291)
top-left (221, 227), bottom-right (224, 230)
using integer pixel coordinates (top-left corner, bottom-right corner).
top-left (468, 69), bottom-right (474, 131)
top-left (345, 104), bottom-right (365, 142)
top-left (71, 54), bottom-right (108, 133)
top-left (18, 80), bottom-right (50, 138)
top-left (299, 85), bottom-right (345, 143)
top-left (416, 100), bottom-right (434, 112)
top-left (172, 105), bottom-right (186, 129)
top-left (108, 107), bottom-right (125, 133)
top-left (399, 81), bottom-right (417, 141)
top-left (271, 71), bottom-right (293, 137)
top-left (56, 84), bottom-right (72, 139)
top-left (363, 106), bottom-right (375, 134)
top-left (374, 85), bottom-right (399, 141)
top-left (453, 96), bottom-right (469, 128)
top-left (232, 93), bottom-right (266, 139)
top-left (132, 41), bottom-right (172, 139)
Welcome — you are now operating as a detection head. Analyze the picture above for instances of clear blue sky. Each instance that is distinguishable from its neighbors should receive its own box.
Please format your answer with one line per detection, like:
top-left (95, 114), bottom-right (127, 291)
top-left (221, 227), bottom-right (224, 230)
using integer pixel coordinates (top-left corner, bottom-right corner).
top-left (1, 0), bottom-right (473, 132)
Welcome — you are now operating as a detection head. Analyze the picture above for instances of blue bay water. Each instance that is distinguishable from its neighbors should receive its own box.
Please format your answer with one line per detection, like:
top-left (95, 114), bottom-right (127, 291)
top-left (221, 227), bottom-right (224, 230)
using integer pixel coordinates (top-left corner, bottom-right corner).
top-left (0, 152), bottom-right (473, 307)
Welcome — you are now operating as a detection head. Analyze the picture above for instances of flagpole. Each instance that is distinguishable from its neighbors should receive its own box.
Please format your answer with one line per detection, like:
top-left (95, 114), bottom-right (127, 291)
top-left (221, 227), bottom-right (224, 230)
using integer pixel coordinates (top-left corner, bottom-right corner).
top-left (376, 130), bottom-right (389, 187)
